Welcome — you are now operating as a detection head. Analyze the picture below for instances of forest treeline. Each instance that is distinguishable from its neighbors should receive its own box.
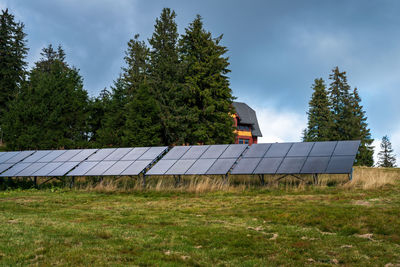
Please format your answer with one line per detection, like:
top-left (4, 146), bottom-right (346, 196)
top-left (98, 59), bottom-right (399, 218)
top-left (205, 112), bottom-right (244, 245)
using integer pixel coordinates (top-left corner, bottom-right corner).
top-left (0, 7), bottom-right (389, 167)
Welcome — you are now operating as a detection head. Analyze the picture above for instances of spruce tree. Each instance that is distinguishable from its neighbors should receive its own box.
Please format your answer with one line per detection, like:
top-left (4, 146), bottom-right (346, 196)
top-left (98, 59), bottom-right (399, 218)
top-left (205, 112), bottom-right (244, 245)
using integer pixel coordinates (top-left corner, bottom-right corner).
top-left (148, 8), bottom-right (186, 145)
top-left (377, 135), bottom-right (396, 167)
top-left (87, 88), bottom-right (111, 145)
top-left (179, 15), bottom-right (235, 144)
top-left (2, 45), bottom-right (89, 149)
top-left (0, 9), bottom-right (28, 132)
top-left (304, 78), bottom-right (332, 141)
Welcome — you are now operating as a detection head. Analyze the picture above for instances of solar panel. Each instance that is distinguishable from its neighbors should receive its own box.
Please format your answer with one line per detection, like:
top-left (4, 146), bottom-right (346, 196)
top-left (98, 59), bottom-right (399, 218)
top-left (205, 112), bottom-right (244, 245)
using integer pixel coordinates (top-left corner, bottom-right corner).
top-left (0, 162), bottom-right (31, 177)
top-left (138, 146), bottom-right (167, 160)
top-left (104, 148), bottom-right (133, 161)
top-left (333, 140), bottom-right (360, 156)
top-left (254, 157), bottom-right (284, 174)
top-left (200, 144), bottom-right (229, 159)
top-left (53, 149), bottom-right (82, 162)
top-left (286, 142), bottom-right (314, 157)
top-left (300, 157), bottom-right (330, 174)
top-left (48, 162), bottom-right (80, 176)
top-left (5, 151), bottom-right (35, 164)
top-left (16, 162), bottom-right (48, 176)
top-left (102, 161), bottom-right (134, 176)
top-left (146, 160), bottom-right (176, 175)
top-left (21, 150), bottom-right (52, 163)
top-left (243, 143), bottom-right (271, 158)
top-left (120, 147), bottom-right (150, 161)
top-left (206, 158), bottom-right (237, 175)
top-left (38, 150), bottom-right (67, 162)
top-left (325, 156), bottom-right (356, 174)
top-left (85, 161), bottom-right (116, 176)
top-left (231, 158), bottom-right (262, 174)
top-left (276, 157), bottom-right (307, 174)
top-left (66, 161), bottom-right (99, 176)
top-left (69, 149), bottom-right (98, 162)
top-left (185, 158), bottom-right (217, 175)
top-left (0, 152), bottom-right (20, 163)
top-left (33, 162), bottom-right (63, 176)
top-left (0, 163), bottom-right (14, 174)
top-left (120, 160), bottom-right (152, 176)
top-left (309, 141), bottom-right (337, 156)
top-left (87, 148), bottom-right (116, 161)
top-left (165, 159), bottom-right (196, 175)
top-left (181, 145), bottom-right (209, 159)
top-left (220, 144), bottom-right (248, 159)
top-left (264, 143), bottom-right (293, 157)
top-left (162, 146), bottom-right (190, 160)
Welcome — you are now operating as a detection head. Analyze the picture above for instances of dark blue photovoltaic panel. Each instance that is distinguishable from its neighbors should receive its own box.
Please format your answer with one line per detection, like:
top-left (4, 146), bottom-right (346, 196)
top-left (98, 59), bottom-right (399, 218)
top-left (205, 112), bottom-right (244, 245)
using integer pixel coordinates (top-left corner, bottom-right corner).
top-left (69, 149), bottom-right (98, 162)
top-left (121, 147), bottom-right (149, 161)
top-left (309, 141), bottom-right (337, 157)
top-left (85, 161), bottom-right (116, 176)
top-left (53, 150), bottom-right (82, 162)
top-left (220, 144), bottom-right (248, 159)
top-left (0, 163), bottom-right (14, 174)
top-left (38, 150), bottom-right (67, 163)
top-left (146, 160), bottom-right (177, 175)
top-left (264, 143), bottom-right (293, 158)
top-left (231, 158), bottom-right (262, 174)
top-left (325, 156), bottom-right (355, 174)
top-left (103, 161), bottom-right (134, 176)
top-left (0, 163), bottom-right (31, 177)
top-left (87, 148), bottom-right (116, 161)
top-left (48, 162), bottom-right (80, 176)
top-left (104, 148), bottom-right (133, 161)
top-left (66, 161), bottom-right (98, 176)
top-left (286, 142), bottom-right (314, 157)
top-left (206, 158), bottom-right (236, 175)
top-left (200, 145), bottom-right (229, 159)
top-left (162, 146), bottom-right (190, 160)
top-left (0, 152), bottom-right (20, 163)
top-left (17, 162), bottom-right (48, 177)
top-left (33, 162), bottom-right (63, 176)
top-left (181, 145), bottom-right (209, 159)
top-left (253, 158), bottom-right (284, 174)
top-left (165, 159), bottom-right (196, 175)
top-left (138, 147), bottom-right (168, 160)
top-left (21, 151), bottom-right (52, 163)
top-left (120, 160), bottom-right (152, 176)
top-left (5, 151), bottom-right (35, 164)
top-left (185, 159), bottom-right (216, 175)
top-left (243, 143), bottom-right (271, 158)
top-left (276, 157), bottom-right (307, 174)
top-left (300, 157), bottom-right (330, 174)
top-left (333, 140), bottom-right (360, 156)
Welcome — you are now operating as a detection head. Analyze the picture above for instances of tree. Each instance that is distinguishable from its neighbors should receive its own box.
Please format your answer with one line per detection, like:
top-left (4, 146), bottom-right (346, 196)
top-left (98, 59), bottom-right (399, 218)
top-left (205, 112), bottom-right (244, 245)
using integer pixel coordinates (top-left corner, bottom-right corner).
top-left (179, 15), bottom-right (235, 144)
top-left (0, 9), bottom-right (28, 131)
top-left (87, 88), bottom-right (111, 145)
top-left (2, 45), bottom-right (89, 149)
top-left (304, 78), bottom-right (333, 141)
top-left (148, 8), bottom-right (186, 145)
top-left (377, 135), bottom-right (396, 168)
top-left (350, 88), bottom-right (374, 166)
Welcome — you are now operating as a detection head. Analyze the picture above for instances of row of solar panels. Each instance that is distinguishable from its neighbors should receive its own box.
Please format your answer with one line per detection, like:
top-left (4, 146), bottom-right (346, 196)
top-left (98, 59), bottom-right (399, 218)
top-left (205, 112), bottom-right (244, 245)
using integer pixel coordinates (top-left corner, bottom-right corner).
top-left (0, 140), bottom-right (360, 178)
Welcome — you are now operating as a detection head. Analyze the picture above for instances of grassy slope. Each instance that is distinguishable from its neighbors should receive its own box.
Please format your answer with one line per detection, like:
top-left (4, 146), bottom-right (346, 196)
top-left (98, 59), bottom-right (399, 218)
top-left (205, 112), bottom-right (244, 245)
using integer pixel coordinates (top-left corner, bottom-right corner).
top-left (0, 185), bottom-right (400, 266)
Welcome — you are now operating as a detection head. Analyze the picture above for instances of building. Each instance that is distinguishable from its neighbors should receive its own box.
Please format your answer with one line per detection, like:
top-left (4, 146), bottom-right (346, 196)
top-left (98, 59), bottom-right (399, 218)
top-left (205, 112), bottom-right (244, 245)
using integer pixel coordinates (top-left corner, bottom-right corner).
top-left (232, 101), bottom-right (262, 145)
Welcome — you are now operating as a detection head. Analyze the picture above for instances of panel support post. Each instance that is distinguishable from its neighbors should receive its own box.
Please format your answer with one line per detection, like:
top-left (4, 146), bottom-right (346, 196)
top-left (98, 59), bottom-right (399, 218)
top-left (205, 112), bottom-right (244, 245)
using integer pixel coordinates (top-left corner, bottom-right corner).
top-left (70, 176), bottom-right (75, 189)
top-left (258, 174), bottom-right (265, 186)
top-left (142, 173), bottom-right (146, 188)
top-left (222, 174), bottom-right (229, 184)
top-left (313, 174), bottom-right (319, 185)
top-left (174, 175), bottom-right (181, 187)
top-left (33, 176), bottom-right (37, 189)
top-left (349, 168), bottom-right (353, 181)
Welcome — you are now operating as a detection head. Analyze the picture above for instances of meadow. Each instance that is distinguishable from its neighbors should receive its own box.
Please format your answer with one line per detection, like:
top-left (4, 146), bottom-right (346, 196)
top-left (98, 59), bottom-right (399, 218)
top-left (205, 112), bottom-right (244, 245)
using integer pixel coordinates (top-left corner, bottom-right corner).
top-left (0, 167), bottom-right (399, 266)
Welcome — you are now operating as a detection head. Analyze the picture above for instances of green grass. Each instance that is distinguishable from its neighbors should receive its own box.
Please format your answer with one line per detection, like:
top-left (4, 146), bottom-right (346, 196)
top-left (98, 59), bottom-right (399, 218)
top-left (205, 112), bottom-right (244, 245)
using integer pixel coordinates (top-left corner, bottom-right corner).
top-left (1, 185), bottom-right (400, 266)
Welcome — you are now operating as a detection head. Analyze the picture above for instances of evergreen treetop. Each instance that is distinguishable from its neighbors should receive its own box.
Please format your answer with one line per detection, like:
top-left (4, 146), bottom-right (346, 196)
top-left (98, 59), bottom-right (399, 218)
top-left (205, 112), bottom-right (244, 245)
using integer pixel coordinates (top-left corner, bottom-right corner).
top-left (378, 135), bottom-right (396, 168)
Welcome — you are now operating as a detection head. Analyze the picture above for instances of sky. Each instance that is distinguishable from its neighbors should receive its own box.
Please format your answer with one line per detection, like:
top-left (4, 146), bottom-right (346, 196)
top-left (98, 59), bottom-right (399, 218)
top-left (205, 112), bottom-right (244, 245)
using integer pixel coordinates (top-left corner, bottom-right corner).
top-left (1, 0), bottom-right (399, 163)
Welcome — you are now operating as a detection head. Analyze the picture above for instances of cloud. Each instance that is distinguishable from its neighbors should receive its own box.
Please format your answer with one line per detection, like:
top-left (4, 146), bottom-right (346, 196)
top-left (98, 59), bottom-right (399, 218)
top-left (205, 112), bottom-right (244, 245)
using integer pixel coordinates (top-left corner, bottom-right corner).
top-left (254, 106), bottom-right (307, 143)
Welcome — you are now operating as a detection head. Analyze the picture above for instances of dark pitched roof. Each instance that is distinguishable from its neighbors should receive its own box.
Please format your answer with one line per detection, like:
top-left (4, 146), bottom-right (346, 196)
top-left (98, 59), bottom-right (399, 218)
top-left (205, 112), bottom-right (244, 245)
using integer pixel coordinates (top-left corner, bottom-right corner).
top-left (233, 101), bottom-right (262, 137)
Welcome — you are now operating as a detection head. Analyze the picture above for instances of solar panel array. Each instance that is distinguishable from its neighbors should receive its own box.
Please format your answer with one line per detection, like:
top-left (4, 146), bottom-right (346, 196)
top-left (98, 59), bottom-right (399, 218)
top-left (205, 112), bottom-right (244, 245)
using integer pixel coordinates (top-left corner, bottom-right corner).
top-left (147, 144), bottom-right (248, 175)
top-left (231, 140), bottom-right (360, 175)
top-left (0, 141), bottom-right (360, 178)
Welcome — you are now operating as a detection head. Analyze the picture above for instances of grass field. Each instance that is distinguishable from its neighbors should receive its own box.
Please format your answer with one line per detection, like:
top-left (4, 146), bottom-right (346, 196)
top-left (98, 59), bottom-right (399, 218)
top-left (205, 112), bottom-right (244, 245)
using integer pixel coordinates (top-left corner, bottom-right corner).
top-left (1, 168), bottom-right (400, 266)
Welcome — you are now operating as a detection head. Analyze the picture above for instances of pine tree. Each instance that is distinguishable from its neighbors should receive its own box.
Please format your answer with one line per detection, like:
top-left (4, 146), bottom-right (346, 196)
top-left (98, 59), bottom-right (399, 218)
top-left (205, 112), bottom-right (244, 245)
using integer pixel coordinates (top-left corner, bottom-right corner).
top-left (304, 78), bottom-right (332, 141)
top-left (2, 45), bottom-right (89, 149)
top-left (87, 88), bottom-right (111, 145)
top-left (179, 15), bottom-right (235, 144)
top-left (350, 88), bottom-right (374, 166)
top-left (377, 135), bottom-right (396, 167)
top-left (148, 8), bottom-right (186, 145)
top-left (0, 9), bottom-right (28, 131)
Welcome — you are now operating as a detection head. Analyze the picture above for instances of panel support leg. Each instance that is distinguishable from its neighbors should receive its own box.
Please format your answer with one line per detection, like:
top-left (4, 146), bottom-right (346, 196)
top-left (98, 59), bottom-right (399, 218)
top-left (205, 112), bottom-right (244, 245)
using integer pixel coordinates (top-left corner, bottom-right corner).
top-left (348, 168), bottom-right (353, 181)
top-left (70, 176), bottom-right (75, 189)
top-left (34, 176), bottom-right (37, 189)
top-left (174, 175), bottom-right (181, 187)
top-left (222, 174), bottom-right (229, 184)
top-left (258, 174), bottom-right (265, 186)
top-left (313, 174), bottom-right (319, 185)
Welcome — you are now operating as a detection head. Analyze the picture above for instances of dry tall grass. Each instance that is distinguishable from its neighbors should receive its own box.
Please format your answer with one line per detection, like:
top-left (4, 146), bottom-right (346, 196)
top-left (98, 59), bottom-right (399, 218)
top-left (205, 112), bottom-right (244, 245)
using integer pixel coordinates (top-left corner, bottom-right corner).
top-left (344, 166), bottom-right (400, 189)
